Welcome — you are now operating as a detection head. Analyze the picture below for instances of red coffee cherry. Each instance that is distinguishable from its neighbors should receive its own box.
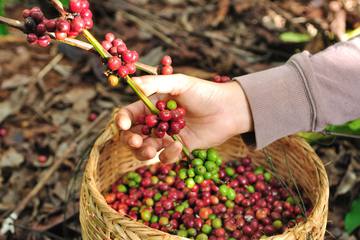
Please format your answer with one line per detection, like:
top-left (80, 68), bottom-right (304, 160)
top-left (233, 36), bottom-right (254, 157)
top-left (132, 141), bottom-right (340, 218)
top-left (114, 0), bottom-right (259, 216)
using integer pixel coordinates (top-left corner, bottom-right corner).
top-left (161, 65), bottom-right (173, 75)
top-left (161, 55), bottom-right (172, 66)
top-left (56, 19), bottom-right (70, 33)
top-left (108, 56), bottom-right (122, 71)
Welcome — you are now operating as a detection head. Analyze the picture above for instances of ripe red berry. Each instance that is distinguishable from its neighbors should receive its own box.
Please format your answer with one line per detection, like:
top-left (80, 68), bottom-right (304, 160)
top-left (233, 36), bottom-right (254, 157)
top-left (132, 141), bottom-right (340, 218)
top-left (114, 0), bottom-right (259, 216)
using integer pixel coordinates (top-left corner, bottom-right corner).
top-left (68, 31), bottom-right (79, 38)
top-left (116, 42), bottom-right (127, 54)
top-left (177, 118), bottom-right (186, 129)
top-left (130, 50), bottom-right (139, 63)
top-left (23, 9), bottom-right (31, 18)
top-left (44, 19), bottom-right (56, 32)
top-left (161, 65), bottom-right (173, 75)
top-left (112, 38), bottom-right (124, 47)
top-left (69, 0), bottom-right (83, 13)
top-left (169, 121), bottom-right (181, 134)
top-left (71, 16), bottom-right (85, 33)
top-left (105, 32), bottom-right (115, 42)
top-left (0, 128), bottom-right (7, 137)
top-left (30, 10), bottom-right (44, 23)
top-left (37, 155), bottom-right (48, 163)
top-left (35, 23), bottom-right (46, 35)
top-left (27, 33), bottom-right (38, 44)
top-left (109, 46), bottom-right (118, 56)
top-left (117, 66), bottom-right (129, 78)
top-left (156, 100), bottom-right (166, 111)
top-left (161, 55), bottom-right (172, 66)
top-left (145, 114), bottom-right (158, 127)
top-left (107, 56), bottom-right (122, 71)
top-left (81, 9), bottom-right (93, 19)
top-left (157, 122), bottom-right (169, 132)
top-left (126, 63), bottom-right (136, 75)
top-left (159, 110), bottom-right (172, 122)
top-left (122, 50), bottom-right (134, 63)
top-left (56, 19), bottom-right (70, 33)
top-left (101, 40), bottom-right (112, 51)
top-left (88, 113), bottom-right (97, 121)
top-left (141, 125), bottom-right (151, 135)
top-left (154, 129), bottom-right (165, 138)
top-left (83, 18), bottom-right (93, 29)
top-left (55, 31), bottom-right (67, 40)
top-left (81, 0), bottom-right (90, 10)
top-left (37, 35), bottom-right (51, 47)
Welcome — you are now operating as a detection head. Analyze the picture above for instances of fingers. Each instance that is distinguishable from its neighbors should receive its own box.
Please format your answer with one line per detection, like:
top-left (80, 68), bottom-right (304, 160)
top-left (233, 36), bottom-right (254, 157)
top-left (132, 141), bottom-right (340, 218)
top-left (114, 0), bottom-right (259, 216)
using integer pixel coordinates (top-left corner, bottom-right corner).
top-left (132, 74), bottom-right (194, 96)
top-left (159, 141), bottom-right (183, 164)
top-left (116, 101), bottom-right (145, 131)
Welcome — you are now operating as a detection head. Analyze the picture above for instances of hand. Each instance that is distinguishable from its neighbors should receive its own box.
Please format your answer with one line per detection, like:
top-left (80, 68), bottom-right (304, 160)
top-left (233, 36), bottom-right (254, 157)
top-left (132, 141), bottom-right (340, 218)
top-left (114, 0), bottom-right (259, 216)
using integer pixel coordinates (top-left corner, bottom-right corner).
top-left (115, 74), bottom-right (253, 163)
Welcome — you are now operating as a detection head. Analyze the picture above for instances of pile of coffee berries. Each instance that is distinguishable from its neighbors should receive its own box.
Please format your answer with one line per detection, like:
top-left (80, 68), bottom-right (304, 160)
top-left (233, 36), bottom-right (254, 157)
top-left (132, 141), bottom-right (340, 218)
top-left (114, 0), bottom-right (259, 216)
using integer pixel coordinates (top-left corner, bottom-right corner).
top-left (22, 7), bottom-right (51, 47)
top-left (139, 100), bottom-right (186, 138)
top-left (212, 75), bottom-right (231, 83)
top-left (160, 55), bottom-right (173, 75)
top-left (179, 148), bottom-right (223, 188)
top-left (102, 32), bottom-right (139, 79)
top-left (105, 154), bottom-right (311, 240)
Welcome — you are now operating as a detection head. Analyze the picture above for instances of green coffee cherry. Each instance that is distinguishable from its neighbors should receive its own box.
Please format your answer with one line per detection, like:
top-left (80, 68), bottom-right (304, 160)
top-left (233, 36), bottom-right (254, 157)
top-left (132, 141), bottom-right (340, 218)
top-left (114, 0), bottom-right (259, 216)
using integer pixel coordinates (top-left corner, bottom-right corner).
top-left (166, 100), bottom-right (177, 110)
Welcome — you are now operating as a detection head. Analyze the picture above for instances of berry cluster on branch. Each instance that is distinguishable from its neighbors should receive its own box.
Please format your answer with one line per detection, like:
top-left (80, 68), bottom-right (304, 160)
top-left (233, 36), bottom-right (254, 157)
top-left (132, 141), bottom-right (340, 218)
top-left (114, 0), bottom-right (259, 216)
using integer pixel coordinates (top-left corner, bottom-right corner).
top-left (139, 100), bottom-right (186, 138)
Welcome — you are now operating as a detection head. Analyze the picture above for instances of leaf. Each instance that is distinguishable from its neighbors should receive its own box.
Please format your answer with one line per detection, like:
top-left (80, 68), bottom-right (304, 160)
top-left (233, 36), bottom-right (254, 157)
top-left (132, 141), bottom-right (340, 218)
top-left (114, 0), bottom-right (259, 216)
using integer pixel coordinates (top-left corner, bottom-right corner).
top-left (279, 32), bottom-right (311, 43)
top-left (59, 0), bottom-right (69, 7)
top-left (345, 197), bottom-right (360, 233)
top-left (0, 0), bottom-right (8, 36)
top-left (0, 148), bottom-right (24, 168)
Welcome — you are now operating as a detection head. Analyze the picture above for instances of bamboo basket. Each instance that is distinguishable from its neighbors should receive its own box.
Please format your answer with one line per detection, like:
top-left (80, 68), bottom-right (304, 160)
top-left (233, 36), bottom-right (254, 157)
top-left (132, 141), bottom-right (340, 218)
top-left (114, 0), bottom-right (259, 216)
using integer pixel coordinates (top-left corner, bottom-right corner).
top-left (80, 111), bottom-right (329, 240)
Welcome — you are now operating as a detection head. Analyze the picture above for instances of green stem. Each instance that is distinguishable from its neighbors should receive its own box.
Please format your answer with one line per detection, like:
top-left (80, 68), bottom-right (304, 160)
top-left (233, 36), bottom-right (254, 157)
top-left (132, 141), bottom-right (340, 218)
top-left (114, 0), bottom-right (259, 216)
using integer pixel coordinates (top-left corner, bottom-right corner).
top-left (82, 30), bottom-right (111, 59)
top-left (125, 75), bottom-right (159, 114)
top-left (172, 135), bottom-right (191, 159)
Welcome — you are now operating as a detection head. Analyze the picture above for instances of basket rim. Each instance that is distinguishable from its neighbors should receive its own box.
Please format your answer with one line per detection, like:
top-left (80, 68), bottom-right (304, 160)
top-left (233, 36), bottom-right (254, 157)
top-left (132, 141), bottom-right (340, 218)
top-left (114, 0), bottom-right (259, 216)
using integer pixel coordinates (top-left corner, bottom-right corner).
top-left (80, 120), bottom-right (329, 240)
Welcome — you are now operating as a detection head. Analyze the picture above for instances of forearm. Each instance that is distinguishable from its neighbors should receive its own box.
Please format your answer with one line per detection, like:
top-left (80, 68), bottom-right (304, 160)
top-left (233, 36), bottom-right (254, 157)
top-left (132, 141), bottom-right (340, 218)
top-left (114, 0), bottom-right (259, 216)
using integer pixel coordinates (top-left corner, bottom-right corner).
top-left (234, 37), bottom-right (360, 148)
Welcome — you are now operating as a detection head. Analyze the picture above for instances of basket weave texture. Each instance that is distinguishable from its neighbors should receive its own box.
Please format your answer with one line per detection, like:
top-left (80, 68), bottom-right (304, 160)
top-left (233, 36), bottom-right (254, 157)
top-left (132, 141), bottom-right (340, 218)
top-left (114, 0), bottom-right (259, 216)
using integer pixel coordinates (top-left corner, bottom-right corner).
top-left (80, 113), bottom-right (329, 240)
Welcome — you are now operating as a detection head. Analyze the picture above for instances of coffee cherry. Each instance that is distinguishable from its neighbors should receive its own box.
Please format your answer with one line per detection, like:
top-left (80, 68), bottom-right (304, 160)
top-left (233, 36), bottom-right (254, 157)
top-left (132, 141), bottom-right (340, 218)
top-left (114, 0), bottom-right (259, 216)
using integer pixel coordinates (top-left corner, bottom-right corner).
top-left (141, 125), bottom-right (151, 135)
top-left (23, 9), bottom-right (31, 18)
top-left (118, 66), bottom-right (129, 78)
top-left (161, 55), bottom-right (172, 66)
top-left (162, 65), bottom-right (173, 75)
top-left (122, 50), bottom-right (134, 63)
top-left (109, 46), bottom-right (118, 56)
top-left (56, 19), bottom-right (70, 33)
top-left (44, 19), bottom-right (56, 32)
top-left (156, 100), bottom-right (166, 111)
top-left (37, 35), bottom-right (51, 47)
top-left (83, 18), bottom-right (93, 29)
top-left (30, 10), bottom-right (44, 23)
top-left (27, 33), bottom-right (38, 44)
top-left (81, 9), bottom-right (93, 19)
top-left (24, 17), bottom-right (36, 32)
top-left (107, 56), bottom-right (122, 71)
top-left (166, 100), bottom-right (177, 110)
top-left (0, 128), bottom-right (7, 138)
top-left (169, 121), bottom-right (181, 134)
top-left (108, 75), bottom-right (119, 87)
top-left (101, 40), bottom-right (112, 51)
top-left (81, 0), bottom-right (90, 10)
top-left (37, 155), bottom-right (48, 164)
top-left (88, 112), bottom-right (97, 121)
top-left (154, 129), bottom-right (165, 138)
top-left (69, 0), bottom-right (83, 13)
top-left (35, 23), bottom-right (46, 35)
top-left (71, 17), bottom-right (85, 33)
top-left (159, 110), bottom-right (172, 122)
top-left (157, 122), bottom-right (169, 132)
top-left (105, 32), bottom-right (115, 42)
top-left (126, 63), bottom-right (136, 75)
top-left (55, 31), bottom-right (67, 40)
top-left (145, 114), bottom-right (158, 127)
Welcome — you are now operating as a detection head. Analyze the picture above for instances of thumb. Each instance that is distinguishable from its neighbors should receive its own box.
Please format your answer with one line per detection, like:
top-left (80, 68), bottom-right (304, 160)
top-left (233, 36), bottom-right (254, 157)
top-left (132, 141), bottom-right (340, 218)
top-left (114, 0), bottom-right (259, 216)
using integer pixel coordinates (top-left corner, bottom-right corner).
top-left (132, 74), bottom-right (194, 96)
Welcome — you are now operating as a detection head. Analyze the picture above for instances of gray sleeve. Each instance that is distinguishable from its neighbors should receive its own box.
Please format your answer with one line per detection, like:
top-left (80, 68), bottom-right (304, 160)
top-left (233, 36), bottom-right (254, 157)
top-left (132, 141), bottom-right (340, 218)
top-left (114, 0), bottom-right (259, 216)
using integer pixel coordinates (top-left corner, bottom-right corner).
top-left (234, 37), bottom-right (360, 148)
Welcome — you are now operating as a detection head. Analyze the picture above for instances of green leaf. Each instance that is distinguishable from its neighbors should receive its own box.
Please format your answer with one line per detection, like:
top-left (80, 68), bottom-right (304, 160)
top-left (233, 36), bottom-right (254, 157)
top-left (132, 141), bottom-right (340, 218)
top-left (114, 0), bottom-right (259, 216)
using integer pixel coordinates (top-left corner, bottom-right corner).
top-left (345, 197), bottom-right (360, 233)
top-left (279, 32), bottom-right (311, 43)
top-left (59, 0), bottom-right (69, 7)
top-left (0, 0), bottom-right (8, 36)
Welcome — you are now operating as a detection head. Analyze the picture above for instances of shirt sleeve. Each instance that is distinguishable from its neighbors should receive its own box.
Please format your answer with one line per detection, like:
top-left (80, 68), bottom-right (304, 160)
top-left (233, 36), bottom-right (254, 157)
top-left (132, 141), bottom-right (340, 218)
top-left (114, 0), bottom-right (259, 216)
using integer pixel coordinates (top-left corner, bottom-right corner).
top-left (234, 37), bottom-right (360, 148)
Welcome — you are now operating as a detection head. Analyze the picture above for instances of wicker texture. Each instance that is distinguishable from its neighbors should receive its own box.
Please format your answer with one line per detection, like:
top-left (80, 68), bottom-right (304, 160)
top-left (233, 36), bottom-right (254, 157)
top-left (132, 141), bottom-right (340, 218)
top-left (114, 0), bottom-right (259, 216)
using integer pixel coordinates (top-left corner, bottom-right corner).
top-left (80, 112), bottom-right (329, 240)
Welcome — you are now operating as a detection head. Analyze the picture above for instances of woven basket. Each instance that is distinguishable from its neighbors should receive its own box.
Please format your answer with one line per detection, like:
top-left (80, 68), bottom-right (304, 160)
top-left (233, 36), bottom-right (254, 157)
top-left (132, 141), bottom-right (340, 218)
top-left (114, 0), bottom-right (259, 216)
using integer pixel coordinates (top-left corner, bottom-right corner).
top-left (80, 111), bottom-right (329, 240)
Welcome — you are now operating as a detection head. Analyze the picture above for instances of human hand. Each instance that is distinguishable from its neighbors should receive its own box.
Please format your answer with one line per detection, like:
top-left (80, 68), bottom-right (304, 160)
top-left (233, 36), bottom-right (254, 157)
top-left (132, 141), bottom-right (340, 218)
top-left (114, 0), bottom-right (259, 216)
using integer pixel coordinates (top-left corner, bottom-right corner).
top-left (115, 74), bottom-right (253, 163)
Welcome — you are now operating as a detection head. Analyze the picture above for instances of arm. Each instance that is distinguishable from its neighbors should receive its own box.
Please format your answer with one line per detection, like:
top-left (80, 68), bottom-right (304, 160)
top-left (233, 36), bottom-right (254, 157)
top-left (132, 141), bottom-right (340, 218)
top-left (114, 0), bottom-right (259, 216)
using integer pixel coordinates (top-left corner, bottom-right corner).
top-left (235, 37), bottom-right (360, 148)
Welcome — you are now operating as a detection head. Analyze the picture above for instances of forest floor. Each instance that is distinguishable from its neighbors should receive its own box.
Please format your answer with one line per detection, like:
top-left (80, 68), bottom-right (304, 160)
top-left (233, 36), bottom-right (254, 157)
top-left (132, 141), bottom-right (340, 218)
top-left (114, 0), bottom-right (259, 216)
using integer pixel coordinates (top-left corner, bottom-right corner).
top-left (0, 0), bottom-right (359, 239)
